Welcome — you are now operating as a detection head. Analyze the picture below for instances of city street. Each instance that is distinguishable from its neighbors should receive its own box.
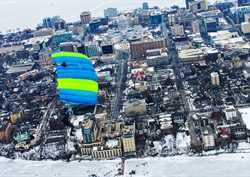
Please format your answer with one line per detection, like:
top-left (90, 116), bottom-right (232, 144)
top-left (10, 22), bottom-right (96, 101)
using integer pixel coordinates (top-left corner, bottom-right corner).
top-left (111, 51), bottom-right (129, 120)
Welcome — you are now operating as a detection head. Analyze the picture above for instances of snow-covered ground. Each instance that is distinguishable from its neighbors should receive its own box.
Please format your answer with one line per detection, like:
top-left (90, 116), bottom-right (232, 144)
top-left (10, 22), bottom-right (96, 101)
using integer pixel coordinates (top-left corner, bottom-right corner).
top-left (0, 157), bottom-right (121, 177)
top-left (124, 153), bottom-right (250, 177)
top-left (1, 153), bottom-right (250, 177)
top-left (239, 107), bottom-right (250, 129)
top-left (148, 133), bottom-right (191, 156)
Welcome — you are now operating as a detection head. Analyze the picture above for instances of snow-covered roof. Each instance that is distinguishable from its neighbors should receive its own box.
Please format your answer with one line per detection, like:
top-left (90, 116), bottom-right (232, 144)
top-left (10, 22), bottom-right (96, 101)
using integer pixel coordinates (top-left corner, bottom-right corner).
top-left (239, 108), bottom-right (250, 129)
top-left (105, 139), bottom-right (119, 148)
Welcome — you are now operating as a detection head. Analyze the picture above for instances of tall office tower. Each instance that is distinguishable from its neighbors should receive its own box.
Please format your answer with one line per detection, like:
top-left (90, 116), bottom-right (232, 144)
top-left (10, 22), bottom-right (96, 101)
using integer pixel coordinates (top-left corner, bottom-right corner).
top-left (51, 15), bottom-right (60, 28)
top-left (54, 19), bottom-right (67, 31)
top-left (43, 17), bottom-right (52, 28)
top-left (104, 7), bottom-right (118, 18)
top-left (80, 11), bottom-right (92, 24)
top-left (142, 2), bottom-right (149, 10)
top-left (84, 41), bottom-right (100, 57)
top-left (211, 72), bottom-right (220, 86)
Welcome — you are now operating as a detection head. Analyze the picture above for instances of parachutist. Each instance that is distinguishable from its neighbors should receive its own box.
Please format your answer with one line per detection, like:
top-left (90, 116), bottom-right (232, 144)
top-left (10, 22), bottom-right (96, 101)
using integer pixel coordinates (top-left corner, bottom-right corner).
top-left (61, 107), bottom-right (75, 136)
top-left (62, 62), bottom-right (67, 67)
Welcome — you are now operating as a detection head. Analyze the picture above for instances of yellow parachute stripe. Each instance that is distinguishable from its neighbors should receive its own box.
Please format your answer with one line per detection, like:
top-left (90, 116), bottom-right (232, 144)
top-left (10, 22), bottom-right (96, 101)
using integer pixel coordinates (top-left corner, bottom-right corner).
top-left (58, 78), bottom-right (98, 92)
top-left (51, 52), bottom-right (90, 60)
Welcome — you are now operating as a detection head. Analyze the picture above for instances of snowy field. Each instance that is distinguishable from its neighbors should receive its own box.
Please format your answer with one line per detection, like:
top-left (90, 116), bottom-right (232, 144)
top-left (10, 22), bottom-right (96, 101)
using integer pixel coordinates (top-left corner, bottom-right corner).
top-left (0, 158), bottom-right (121, 177)
top-left (1, 153), bottom-right (250, 177)
top-left (124, 153), bottom-right (250, 177)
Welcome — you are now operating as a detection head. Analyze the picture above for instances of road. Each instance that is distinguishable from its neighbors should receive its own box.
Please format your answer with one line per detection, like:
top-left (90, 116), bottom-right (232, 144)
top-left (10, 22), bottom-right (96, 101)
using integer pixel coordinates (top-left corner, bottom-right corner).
top-left (161, 20), bottom-right (190, 111)
top-left (111, 51), bottom-right (128, 120)
top-left (30, 99), bottom-right (57, 147)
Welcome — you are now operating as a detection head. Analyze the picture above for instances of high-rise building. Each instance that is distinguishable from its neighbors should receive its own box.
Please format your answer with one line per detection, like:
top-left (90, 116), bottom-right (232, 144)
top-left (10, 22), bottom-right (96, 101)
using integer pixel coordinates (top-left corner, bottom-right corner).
top-left (178, 13), bottom-right (196, 29)
top-left (191, 20), bottom-right (200, 33)
top-left (230, 6), bottom-right (250, 24)
top-left (171, 25), bottom-right (184, 36)
top-left (84, 41), bottom-right (99, 57)
top-left (122, 122), bottom-right (136, 156)
top-left (189, 0), bottom-right (208, 14)
top-left (89, 20), bottom-right (101, 33)
top-left (80, 11), bottom-right (92, 24)
top-left (51, 16), bottom-right (60, 28)
top-left (142, 2), bottom-right (149, 10)
top-left (54, 19), bottom-right (67, 31)
top-left (168, 14), bottom-right (176, 26)
top-left (104, 7), bottom-right (118, 18)
top-left (43, 17), bottom-right (52, 28)
top-left (211, 72), bottom-right (220, 86)
top-left (150, 11), bottom-right (162, 24)
top-left (186, 0), bottom-right (195, 9)
top-left (82, 119), bottom-right (98, 144)
top-left (53, 31), bottom-right (73, 45)
top-left (203, 17), bottom-right (217, 34)
top-left (130, 38), bottom-right (166, 59)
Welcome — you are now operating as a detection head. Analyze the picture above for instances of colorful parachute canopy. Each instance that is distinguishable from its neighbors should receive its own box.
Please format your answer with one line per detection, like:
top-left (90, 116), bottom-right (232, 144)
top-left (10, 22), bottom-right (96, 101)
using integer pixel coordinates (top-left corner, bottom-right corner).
top-left (51, 51), bottom-right (98, 105)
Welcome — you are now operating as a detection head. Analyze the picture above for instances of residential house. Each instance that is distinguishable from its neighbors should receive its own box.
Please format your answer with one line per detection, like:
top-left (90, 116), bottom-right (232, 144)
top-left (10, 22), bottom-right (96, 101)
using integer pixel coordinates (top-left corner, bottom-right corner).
top-left (134, 81), bottom-right (147, 93)
top-left (134, 70), bottom-right (145, 82)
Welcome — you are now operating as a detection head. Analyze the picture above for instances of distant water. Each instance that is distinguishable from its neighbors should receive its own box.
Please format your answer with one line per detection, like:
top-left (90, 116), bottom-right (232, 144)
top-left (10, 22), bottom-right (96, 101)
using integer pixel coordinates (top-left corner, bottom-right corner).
top-left (0, 0), bottom-right (217, 34)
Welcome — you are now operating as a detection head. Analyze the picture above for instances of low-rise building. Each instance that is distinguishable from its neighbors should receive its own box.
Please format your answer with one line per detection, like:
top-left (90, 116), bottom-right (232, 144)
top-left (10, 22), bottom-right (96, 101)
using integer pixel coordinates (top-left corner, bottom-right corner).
top-left (91, 139), bottom-right (122, 159)
top-left (125, 99), bottom-right (147, 116)
top-left (0, 123), bottom-right (13, 143)
top-left (224, 106), bottom-right (237, 121)
top-left (171, 112), bottom-right (185, 125)
top-left (10, 108), bottom-right (24, 124)
top-left (178, 48), bottom-right (204, 63)
top-left (202, 126), bottom-right (215, 150)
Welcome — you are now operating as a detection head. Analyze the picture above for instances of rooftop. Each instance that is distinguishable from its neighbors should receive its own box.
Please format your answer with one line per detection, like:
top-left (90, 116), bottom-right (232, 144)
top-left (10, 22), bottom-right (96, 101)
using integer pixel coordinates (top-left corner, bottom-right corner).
top-left (6, 63), bottom-right (36, 75)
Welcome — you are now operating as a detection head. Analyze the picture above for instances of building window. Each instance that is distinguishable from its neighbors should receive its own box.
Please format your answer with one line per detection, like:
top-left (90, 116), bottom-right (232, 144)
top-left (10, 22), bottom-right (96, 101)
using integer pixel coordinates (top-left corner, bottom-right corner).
top-left (197, 3), bottom-right (201, 9)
